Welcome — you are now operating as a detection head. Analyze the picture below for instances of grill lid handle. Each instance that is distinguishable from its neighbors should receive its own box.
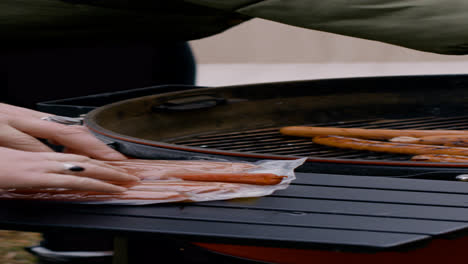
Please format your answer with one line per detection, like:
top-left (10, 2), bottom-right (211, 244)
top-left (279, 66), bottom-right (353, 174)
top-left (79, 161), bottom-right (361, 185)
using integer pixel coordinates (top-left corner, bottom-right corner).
top-left (153, 94), bottom-right (227, 112)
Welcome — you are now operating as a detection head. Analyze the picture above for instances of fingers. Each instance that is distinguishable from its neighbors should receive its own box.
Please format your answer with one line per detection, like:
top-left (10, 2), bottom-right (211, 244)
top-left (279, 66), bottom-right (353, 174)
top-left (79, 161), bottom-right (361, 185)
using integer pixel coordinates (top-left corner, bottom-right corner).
top-left (0, 103), bottom-right (48, 119)
top-left (0, 148), bottom-right (137, 193)
top-left (32, 173), bottom-right (127, 193)
top-left (39, 152), bottom-right (127, 172)
top-left (48, 161), bottom-right (139, 182)
top-left (62, 147), bottom-right (129, 161)
top-left (38, 152), bottom-right (139, 181)
top-left (10, 118), bottom-right (126, 160)
top-left (0, 124), bottom-right (53, 152)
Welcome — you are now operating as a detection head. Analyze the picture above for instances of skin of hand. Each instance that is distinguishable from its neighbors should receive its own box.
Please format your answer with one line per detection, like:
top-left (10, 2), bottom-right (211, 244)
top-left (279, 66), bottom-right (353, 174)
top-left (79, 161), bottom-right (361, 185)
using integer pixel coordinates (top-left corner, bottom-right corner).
top-left (0, 103), bottom-right (126, 160)
top-left (0, 147), bottom-right (139, 192)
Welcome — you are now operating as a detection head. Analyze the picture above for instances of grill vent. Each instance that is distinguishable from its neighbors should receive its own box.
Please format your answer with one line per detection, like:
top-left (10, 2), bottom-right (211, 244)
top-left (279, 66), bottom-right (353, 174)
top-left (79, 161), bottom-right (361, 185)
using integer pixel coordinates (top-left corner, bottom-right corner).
top-left (170, 115), bottom-right (468, 161)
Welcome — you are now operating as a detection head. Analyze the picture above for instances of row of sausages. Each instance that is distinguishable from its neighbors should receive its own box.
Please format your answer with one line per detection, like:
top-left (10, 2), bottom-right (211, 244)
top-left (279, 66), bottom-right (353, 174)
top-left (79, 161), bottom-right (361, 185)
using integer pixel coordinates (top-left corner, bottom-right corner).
top-left (280, 126), bottom-right (468, 162)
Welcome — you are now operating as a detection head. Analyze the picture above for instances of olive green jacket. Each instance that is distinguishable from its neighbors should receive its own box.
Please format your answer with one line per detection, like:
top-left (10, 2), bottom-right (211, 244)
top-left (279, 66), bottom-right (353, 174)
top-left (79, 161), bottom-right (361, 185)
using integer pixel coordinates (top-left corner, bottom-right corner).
top-left (2, 0), bottom-right (468, 54)
top-left (188, 0), bottom-right (468, 55)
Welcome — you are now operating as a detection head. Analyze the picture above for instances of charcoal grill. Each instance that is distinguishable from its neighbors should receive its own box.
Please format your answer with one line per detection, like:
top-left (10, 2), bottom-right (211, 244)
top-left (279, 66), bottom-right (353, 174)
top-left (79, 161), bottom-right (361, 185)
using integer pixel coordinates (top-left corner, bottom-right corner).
top-left (71, 74), bottom-right (468, 177)
top-left (26, 74), bottom-right (468, 263)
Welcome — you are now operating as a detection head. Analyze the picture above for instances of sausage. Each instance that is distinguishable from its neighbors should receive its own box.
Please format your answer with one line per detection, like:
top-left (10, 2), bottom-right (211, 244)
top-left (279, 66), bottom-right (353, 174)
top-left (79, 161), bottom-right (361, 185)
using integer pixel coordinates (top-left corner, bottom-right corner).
top-left (105, 160), bottom-right (285, 185)
top-left (128, 181), bottom-right (241, 193)
top-left (105, 160), bottom-right (255, 171)
top-left (411, 154), bottom-right (468, 163)
top-left (105, 160), bottom-right (257, 180)
top-left (165, 172), bottom-right (285, 185)
top-left (1, 159), bottom-right (287, 202)
top-left (391, 135), bottom-right (468, 147)
top-left (312, 135), bottom-right (468, 156)
top-left (280, 126), bottom-right (468, 140)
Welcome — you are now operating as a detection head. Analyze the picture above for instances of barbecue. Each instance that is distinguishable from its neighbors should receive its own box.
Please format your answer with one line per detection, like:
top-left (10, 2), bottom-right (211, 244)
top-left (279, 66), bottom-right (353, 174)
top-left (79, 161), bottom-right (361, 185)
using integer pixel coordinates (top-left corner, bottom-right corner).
top-left (29, 74), bottom-right (468, 263)
top-left (57, 74), bottom-right (468, 177)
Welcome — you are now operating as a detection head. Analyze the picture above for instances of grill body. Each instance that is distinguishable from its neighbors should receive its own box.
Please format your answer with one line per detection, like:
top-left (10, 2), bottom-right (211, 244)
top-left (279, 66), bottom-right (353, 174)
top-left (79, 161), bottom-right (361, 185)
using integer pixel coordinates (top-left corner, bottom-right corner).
top-left (83, 74), bottom-right (468, 177)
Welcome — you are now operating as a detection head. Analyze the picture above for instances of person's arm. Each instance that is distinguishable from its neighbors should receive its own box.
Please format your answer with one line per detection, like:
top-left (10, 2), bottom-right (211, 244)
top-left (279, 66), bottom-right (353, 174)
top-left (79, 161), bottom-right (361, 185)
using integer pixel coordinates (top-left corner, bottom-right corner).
top-left (186, 0), bottom-right (468, 55)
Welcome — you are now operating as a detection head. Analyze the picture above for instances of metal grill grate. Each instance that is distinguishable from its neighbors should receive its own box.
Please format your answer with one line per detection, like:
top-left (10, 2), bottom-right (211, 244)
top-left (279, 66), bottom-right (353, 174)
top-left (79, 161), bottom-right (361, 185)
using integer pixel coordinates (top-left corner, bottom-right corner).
top-left (170, 115), bottom-right (468, 161)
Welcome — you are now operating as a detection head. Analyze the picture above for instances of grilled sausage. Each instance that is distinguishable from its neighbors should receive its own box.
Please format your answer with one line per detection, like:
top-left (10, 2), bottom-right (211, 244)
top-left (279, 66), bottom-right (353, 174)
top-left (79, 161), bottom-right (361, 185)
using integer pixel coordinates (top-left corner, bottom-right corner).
top-left (280, 126), bottom-right (468, 140)
top-left (391, 135), bottom-right (468, 147)
top-left (312, 135), bottom-right (468, 156)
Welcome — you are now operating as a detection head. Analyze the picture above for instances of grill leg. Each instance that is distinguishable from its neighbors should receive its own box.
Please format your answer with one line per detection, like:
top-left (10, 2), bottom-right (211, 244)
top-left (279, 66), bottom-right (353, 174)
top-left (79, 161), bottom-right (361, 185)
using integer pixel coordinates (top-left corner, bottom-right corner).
top-left (113, 236), bottom-right (129, 264)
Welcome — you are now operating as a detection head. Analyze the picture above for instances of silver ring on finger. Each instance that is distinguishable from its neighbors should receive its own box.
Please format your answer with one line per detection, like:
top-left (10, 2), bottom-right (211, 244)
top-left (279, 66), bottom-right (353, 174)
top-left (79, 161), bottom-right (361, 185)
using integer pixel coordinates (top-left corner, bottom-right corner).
top-left (62, 163), bottom-right (85, 172)
top-left (41, 116), bottom-right (83, 126)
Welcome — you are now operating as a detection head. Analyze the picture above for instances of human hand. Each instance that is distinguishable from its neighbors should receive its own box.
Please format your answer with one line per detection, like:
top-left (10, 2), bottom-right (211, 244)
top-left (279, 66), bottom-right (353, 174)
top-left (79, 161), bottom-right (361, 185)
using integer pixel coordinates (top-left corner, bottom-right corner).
top-left (0, 147), bottom-right (138, 192)
top-left (0, 103), bottom-right (126, 160)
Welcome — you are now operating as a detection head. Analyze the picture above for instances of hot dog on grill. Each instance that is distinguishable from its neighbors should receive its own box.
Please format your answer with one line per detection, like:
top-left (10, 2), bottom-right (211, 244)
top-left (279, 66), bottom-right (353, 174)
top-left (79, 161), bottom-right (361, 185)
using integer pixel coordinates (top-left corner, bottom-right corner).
top-left (312, 135), bottom-right (468, 156)
top-left (280, 126), bottom-right (468, 140)
top-left (391, 135), bottom-right (468, 147)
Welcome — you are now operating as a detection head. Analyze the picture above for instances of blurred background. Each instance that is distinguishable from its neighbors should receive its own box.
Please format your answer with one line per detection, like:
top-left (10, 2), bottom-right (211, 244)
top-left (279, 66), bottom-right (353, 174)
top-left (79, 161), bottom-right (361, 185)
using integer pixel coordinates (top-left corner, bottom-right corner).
top-left (190, 19), bottom-right (468, 86)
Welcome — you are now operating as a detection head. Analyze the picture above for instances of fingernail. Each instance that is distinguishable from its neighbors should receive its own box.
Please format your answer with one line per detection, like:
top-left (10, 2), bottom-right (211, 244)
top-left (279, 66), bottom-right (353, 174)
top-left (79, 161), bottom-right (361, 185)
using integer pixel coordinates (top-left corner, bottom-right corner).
top-left (115, 171), bottom-right (140, 181)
